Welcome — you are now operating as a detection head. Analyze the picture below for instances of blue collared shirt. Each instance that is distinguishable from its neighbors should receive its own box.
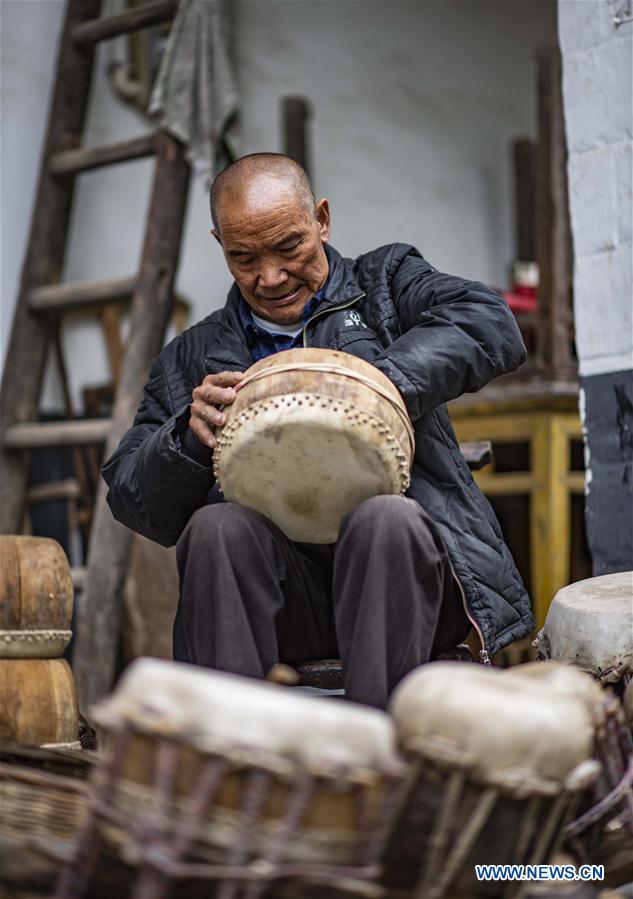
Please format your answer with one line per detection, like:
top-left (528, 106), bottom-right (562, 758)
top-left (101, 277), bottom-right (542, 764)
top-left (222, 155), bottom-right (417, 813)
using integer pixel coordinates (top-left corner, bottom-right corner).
top-left (239, 285), bottom-right (327, 362)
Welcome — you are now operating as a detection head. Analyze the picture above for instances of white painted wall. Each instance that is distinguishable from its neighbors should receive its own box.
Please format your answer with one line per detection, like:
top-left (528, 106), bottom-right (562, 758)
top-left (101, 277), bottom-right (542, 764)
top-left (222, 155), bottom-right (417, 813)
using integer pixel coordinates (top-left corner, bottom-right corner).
top-left (558, 0), bottom-right (633, 377)
top-left (1, 0), bottom-right (65, 379)
top-left (237, 0), bottom-right (556, 281)
top-left (1, 0), bottom-right (556, 412)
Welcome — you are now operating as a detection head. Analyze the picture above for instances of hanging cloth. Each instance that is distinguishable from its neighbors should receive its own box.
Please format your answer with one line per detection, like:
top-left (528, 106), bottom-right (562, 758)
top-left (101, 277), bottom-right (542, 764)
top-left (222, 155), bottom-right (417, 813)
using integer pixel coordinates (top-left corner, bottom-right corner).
top-left (149, 0), bottom-right (238, 186)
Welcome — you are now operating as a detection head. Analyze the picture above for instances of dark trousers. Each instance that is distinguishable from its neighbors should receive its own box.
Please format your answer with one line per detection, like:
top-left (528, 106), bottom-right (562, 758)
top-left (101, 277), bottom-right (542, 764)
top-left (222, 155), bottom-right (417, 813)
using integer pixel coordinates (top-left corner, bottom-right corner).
top-left (173, 495), bottom-right (469, 709)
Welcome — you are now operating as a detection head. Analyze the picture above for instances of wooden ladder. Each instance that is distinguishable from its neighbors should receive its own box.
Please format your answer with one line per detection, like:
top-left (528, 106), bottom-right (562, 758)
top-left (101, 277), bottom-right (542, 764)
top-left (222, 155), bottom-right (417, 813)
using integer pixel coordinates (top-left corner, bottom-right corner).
top-left (0, 0), bottom-right (190, 706)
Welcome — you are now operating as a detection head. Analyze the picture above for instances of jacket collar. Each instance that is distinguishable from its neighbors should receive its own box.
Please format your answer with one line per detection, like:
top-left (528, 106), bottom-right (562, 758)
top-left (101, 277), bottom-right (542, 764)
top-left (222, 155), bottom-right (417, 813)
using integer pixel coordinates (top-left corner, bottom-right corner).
top-left (320, 243), bottom-right (363, 305)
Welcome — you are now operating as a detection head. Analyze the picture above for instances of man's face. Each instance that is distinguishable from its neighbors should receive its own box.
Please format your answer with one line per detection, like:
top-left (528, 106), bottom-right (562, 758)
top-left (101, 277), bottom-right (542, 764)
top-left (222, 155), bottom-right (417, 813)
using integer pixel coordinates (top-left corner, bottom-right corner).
top-left (213, 178), bottom-right (330, 325)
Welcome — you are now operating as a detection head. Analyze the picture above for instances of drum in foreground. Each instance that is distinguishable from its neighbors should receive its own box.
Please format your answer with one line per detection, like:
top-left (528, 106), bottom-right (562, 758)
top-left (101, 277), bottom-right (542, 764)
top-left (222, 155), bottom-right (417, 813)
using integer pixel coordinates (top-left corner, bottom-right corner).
top-left (382, 661), bottom-right (602, 898)
top-left (507, 662), bottom-right (633, 874)
top-left (57, 658), bottom-right (403, 899)
top-left (214, 348), bottom-right (415, 543)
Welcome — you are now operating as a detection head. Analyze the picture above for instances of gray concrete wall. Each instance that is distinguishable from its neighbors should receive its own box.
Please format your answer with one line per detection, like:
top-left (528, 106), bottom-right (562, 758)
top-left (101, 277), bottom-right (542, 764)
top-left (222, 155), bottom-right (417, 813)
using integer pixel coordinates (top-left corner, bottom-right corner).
top-left (1, 0), bottom-right (556, 412)
top-left (559, 0), bottom-right (632, 378)
top-left (559, 0), bottom-right (633, 573)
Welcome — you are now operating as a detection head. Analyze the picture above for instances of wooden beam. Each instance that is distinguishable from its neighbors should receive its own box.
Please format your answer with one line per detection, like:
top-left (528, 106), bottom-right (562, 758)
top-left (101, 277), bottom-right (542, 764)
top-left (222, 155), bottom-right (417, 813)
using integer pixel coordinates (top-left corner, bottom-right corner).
top-left (49, 133), bottom-right (156, 176)
top-left (27, 479), bottom-right (82, 504)
top-left (100, 306), bottom-right (124, 384)
top-left (74, 132), bottom-right (190, 708)
top-left (282, 96), bottom-right (312, 178)
top-left (4, 420), bottom-right (110, 449)
top-left (0, 0), bottom-right (103, 534)
top-left (29, 276), bottom-right (136, 314)
top-left (513, 137), bottom-right (535, 262)
top-left (473, 473), bottom-right (534, 495)
top-left (535, 48), bottom-right (575, 379)
top-left (72, 0), bottom-right (177, 45)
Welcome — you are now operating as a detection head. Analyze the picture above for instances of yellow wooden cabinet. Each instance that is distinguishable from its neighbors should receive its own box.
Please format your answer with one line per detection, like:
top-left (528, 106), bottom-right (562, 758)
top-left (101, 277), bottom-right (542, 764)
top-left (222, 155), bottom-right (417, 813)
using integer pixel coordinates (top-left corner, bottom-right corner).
top-left (450, 380), bottom-right (585, 629)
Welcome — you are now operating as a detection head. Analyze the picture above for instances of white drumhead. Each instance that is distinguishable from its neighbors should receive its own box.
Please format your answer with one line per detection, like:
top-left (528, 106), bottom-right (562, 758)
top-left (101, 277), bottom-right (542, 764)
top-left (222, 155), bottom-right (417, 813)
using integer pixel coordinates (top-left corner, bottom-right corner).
top-left (216, 396), bottom-right (405, 543)
top-left (214, 349), bottom-right (413, 544)
top-left (389, 661), bottom-right (600, 792)
top-left (541, 572), bottom-right (633, 678)
top-left (96, 658), bottom-right (399, 775)
top-left (0, 629), bottom-right (72, 659)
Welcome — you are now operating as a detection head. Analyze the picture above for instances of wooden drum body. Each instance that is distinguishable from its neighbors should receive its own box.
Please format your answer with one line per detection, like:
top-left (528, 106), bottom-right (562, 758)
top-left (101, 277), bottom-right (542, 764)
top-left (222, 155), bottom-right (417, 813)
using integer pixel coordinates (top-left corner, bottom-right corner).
top-left (0, 536), bottom-right (73, 658)
top-left (59, 658), bottom-right (403, 899)
top-left (0, 659), bottom-right (78, 746)
top-left (214, 348), bottom-right (415, 543)
top-left (383, 662), bottom-right (602, 899)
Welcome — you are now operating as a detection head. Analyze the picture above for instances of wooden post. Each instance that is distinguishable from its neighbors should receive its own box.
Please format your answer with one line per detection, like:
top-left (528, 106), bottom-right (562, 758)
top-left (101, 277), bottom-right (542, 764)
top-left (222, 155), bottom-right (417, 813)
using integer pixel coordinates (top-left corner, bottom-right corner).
top-left (0, 0), bottom-right (102, 534)
top-left (282, 97), bottom-right (312, 178)
top-left (512, 137), bottom-right (535, 262)
top-left (535, 48), bottom-right (575, 379)
top-left (74, 132), bottom-right (190, 708)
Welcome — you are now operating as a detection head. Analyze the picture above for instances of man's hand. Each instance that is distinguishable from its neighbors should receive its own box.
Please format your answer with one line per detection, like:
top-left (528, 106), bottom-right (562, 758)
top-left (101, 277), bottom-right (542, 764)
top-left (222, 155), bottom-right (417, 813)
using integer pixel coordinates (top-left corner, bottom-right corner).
top-left (189, 371), bottom-right (244, 450)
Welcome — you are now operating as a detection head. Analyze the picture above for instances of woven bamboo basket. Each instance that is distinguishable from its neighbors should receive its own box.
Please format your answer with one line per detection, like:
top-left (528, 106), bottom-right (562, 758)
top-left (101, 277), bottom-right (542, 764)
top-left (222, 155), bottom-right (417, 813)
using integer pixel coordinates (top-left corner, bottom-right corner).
top-left (0, 748), bottom-right (92, 895)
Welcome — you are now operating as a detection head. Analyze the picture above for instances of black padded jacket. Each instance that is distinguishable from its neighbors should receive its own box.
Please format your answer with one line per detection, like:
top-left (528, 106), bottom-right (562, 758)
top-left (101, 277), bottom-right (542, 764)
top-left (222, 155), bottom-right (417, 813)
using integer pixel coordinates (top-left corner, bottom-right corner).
top-left (102, 242), bottom-right (534, 658)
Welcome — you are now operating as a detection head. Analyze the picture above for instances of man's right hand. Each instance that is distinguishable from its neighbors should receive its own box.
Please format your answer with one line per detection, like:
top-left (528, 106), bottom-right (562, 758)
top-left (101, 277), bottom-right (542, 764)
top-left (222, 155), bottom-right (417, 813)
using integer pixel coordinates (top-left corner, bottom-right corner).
top-left (189, 370), bottom-right (244, 450)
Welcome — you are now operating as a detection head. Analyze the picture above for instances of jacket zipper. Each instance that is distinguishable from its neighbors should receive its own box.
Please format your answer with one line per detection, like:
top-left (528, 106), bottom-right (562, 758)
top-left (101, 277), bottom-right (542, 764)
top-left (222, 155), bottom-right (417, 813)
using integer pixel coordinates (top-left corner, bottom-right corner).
top-left (446, 557), bottom-right (490, 665)
top-left (302, 290), bottom-right (490, 666)
top-left (302, 293), bottom-right (367, 347)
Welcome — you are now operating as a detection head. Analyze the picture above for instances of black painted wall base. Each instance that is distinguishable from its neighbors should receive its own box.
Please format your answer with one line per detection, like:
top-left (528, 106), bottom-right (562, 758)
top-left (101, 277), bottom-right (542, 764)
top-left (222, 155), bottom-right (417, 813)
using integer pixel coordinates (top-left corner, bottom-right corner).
top-left (581, 367), bottom-right (633, 575)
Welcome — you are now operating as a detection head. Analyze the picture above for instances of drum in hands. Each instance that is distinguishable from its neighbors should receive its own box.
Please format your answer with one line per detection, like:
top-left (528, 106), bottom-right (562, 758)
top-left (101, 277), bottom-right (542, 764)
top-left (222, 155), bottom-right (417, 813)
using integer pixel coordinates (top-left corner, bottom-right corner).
top-left (213, 348), bottom-right (415, 543)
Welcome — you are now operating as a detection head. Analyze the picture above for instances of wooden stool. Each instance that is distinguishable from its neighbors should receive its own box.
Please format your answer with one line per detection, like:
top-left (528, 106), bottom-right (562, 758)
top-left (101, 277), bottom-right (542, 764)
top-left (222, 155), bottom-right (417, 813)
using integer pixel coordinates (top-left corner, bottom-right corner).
top-left (282, 645), bottom-right (476, 693)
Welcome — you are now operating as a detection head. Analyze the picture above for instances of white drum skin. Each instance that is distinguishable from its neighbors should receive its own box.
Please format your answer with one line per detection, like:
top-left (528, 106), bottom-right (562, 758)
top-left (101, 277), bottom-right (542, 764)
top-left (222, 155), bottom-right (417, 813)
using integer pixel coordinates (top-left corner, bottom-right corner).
top-left (381, 661), bottom-right (602, 898)
top-left (92, 658), bottom-right (403, 869)
top-left (539, 572), bottom-right (633, 683)
top-left (213, 348), bottom-right (415, 543)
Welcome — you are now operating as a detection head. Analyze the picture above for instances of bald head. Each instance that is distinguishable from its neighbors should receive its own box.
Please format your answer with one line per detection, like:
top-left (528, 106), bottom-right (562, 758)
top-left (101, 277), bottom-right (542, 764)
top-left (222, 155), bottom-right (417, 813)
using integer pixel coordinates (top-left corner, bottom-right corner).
top-left (209, 153), bottom-right (316, 233)
top-left (208, 153), bottom-right (330, 326)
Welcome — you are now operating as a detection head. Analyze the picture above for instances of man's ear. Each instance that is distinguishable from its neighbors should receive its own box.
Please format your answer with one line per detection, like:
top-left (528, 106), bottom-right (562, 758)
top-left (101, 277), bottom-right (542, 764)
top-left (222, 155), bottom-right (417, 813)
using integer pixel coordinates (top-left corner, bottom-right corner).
top-left (316, 199), bottom-right (330, 243)
top-left (211, 228), bottom-right (222, 245)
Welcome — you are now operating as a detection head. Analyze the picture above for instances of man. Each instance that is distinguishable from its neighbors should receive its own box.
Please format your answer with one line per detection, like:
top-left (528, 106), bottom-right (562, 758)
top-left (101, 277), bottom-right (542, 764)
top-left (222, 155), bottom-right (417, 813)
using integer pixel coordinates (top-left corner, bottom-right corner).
top-left (103, 153), bottom-right (534, 709)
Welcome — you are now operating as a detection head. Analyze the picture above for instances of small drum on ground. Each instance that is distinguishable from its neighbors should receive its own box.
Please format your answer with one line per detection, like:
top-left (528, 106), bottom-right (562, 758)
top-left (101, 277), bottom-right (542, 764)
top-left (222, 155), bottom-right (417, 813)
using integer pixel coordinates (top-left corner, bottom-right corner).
top-left (0, 659), bottom-right (78, 747)
top-left (213, 348), bottom-right (415, 543)
top-left (55, 658), bottom-right (403, 899)
top-left (0, 536), bottom-right (73, 659)
top-left (536, 572), bottom-right (633, 687)
top-left (382, 661), bottom-right (602, 899)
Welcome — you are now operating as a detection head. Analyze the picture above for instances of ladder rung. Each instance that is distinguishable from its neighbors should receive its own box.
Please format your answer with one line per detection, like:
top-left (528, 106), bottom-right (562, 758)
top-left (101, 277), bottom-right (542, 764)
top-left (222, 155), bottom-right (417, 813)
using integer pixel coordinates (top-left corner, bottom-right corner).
top-left (27, 478), bottom-right (82, 504)
top-left (72, 0), bottom-right (178, 45)
top-left (50, 134), bottom-right (156, 177)
top-left (29, 276), bottom-right (136, 314)
top-left (4, 420), bottom-right (111, 449)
